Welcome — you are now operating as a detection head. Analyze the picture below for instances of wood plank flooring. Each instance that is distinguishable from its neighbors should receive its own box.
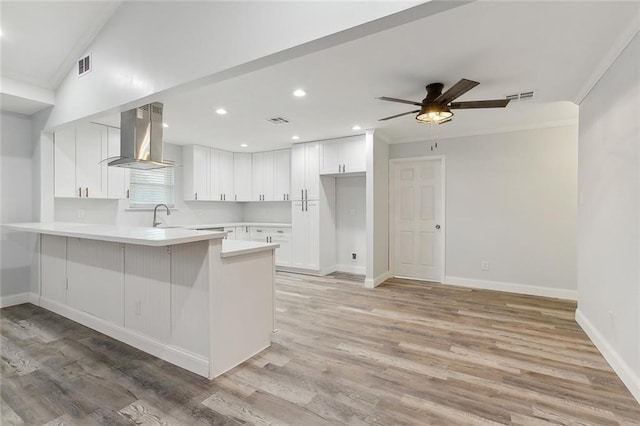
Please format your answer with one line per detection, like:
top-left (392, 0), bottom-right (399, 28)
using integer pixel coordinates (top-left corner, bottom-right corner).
top-left (2, 272), bottom-right (639, 425)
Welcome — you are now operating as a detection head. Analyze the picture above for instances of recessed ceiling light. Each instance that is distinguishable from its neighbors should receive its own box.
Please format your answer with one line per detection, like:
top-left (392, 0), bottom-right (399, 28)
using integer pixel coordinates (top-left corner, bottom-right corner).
top-left (352, 125), bottom-right (361, 131)
top-left (292, 135), bottom-right (300, 140)
top-left (216, 108), bottom-right (227, 115)
top-left (240, 144), bottom-right (248, 148)
top-left (293, 89), bottom-right (306, 97)
top-left (162, 123), bottom-right (169, 128)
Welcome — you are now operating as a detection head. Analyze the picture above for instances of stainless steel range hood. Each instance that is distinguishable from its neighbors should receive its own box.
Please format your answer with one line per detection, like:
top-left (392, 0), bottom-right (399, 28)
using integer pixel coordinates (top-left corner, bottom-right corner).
top-left (108, 102), bottom-right (175, 170)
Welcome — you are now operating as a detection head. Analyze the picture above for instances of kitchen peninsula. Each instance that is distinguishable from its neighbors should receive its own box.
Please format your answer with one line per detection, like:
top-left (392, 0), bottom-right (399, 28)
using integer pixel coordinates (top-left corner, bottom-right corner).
top-left (4, 222), bottom-right (278, 379)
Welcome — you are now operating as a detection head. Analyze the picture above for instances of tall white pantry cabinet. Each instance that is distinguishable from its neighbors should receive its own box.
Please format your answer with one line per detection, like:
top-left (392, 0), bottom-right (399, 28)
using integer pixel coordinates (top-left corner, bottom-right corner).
top-left (290, 142), bottom-right (336, 273)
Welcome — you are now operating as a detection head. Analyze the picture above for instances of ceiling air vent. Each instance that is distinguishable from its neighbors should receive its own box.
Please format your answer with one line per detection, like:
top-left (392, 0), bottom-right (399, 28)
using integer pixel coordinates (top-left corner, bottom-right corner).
top-left (505, 90), bottom-right (535, 102)
top-left (78, 53), bottom-right (91, 77)
top-left (266, 117), bottom-right (290, 124)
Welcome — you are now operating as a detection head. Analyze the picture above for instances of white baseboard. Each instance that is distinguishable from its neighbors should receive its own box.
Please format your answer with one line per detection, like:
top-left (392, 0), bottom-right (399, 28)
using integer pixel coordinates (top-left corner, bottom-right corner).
top-left (0, 293), bottom-right (29, 308)
top-left (335, 264), bottom-right (366, 275)
top-left (443, 276), bottom-right (577, 300)
top-left (365, 270), bottom-right (392, 289)
top-left (575, 308), bottom-right (640, 404)
top-left (39, 296), bottom-right (210, 378)
top-left (28, 292), bottom-right (40, 306)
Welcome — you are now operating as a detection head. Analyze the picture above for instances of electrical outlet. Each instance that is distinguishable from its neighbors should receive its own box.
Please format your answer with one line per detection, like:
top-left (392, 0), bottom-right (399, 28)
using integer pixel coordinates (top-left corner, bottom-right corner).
top-left (352, 253), bottom-right (357, 262)
top-left (77, 209), bottom-right (85, 219)
top-left (481, 261), bottom-right (489, 271)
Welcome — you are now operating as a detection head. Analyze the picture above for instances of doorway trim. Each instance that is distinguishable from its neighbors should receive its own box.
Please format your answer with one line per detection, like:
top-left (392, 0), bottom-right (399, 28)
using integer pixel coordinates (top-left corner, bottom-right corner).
top-left (388, 155), bottom-right (446, 283)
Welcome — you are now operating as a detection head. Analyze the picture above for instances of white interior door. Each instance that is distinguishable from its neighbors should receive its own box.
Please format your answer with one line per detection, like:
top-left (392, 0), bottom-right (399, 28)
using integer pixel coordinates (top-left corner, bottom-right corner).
top-left (392, 158), bottom-right (443, 282)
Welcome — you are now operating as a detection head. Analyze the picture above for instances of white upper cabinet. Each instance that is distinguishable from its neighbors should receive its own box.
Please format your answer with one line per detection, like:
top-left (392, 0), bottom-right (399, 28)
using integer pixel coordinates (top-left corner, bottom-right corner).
top-left (182, 145), bottom-right (290, 202)
top-left (274, 149), bottom-right (291, 201)
top-left (219, 150), bottom-right (234, 201)
top-left (76, 123), bottom-right (107, 199)
top-left (233, 153), bottom-right (252, 202)
top-left (54, 126), bottom-right (77, 198)
top-left (319, 135), bottom-right (366, 175)
top-left (106, 127), bottom-right (130, 199)
top-left (291, 142), bottom-right (319, 200)
top-left (209, 148), bottom-right (234, 201)
top-left (183, 145), bottom-right (210, 201)
top-left (55, 122), bottom-right (124, 199)
top-left (252, 150), bottom-right (285, 201)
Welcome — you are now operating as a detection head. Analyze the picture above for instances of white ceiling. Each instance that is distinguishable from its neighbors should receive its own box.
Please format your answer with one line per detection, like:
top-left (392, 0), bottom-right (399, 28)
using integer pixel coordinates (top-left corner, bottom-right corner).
top-left (0, 1), bottom-right (121, 90)
top-left (1, 0), bottom-right (122, 115)
top-left (95, 0), bottom-right (633, 152)
top-left (2, 1), bottom-right (637, 150)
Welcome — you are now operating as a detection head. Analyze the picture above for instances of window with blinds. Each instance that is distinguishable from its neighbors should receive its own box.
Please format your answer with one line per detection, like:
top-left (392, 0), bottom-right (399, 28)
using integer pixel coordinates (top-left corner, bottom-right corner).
top-left (129, 168), bottom-right (175, 207)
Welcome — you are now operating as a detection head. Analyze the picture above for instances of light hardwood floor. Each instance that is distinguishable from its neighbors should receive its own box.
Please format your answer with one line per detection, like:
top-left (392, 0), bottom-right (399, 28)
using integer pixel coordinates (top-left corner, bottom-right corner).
top-left (1, 272), bottom-right (639, 425)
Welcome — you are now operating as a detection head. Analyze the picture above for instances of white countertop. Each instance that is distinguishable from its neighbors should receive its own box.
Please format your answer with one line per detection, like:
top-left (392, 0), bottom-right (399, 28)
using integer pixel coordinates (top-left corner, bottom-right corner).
top-left (176, 222), bottom-right (291, 230)
top-left (220, 239), bottom-right (279, 258)
top-left (4, 222), bottom-right (226, 247)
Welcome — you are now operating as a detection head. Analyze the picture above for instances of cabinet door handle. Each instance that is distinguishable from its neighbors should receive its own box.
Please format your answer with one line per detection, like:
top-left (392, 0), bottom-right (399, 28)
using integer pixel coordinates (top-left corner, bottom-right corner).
top-left (304, 189), bottom-right (307, 200)
top-left (301, 201), bottom-right (304, 212)
top-left (338, 164), bottom-right (341, 173)
top-left (301, 189), bottom-right (303, 200)
top-left (85, 187), bottom-right (89, 198)
top-left (235, 194), bottom-right (237, 201)
top-left (343, 164), bottom-right (346, 173)
top-left (79, 187), bottom-right (82, 198)
top-left (126, 189), bottom-right (130, 198)
top-left (195, 192), bottom-right (198, 200)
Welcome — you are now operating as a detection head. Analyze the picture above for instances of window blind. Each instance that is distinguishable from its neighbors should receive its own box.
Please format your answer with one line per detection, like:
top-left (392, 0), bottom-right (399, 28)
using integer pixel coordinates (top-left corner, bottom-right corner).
top-left (129, 168), bottom-right (175, 207)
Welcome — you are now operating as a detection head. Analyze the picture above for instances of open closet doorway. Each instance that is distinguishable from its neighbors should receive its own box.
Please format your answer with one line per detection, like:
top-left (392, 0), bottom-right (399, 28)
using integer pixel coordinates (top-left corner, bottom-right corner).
top-left (390, 156), bottom-right (445, 282)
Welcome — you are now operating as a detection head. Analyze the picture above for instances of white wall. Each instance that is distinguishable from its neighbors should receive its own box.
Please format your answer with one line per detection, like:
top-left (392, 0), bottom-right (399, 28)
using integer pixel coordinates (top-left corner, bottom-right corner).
top-left (389, 124), bottom-right (579, 299)
top-left (335, 176), bottom-right (366, 274)
top-left (576, 33), bottom-right (640, 403)
top-left (0, 112), bottom-right (37, 300)
top-left (242, 202), bottom-right (291, 224)
top-left (365, 130), bottom-right (390, 287)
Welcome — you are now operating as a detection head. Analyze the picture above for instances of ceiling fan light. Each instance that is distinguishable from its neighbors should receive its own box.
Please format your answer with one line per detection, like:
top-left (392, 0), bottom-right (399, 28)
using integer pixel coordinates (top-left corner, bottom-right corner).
top-left (416, 105), bottom-right (453, 123)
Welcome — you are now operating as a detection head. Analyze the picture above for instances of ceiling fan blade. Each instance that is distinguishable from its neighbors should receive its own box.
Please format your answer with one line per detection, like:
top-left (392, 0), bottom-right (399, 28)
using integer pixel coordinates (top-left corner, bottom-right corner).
top-left (378, 110), bottom-right (421, 121)
top-left (434, 79), bottom-right (479, 104)
top-left (437, 117), bottom-right (453, 125)
top-left (449, 99), bottom-right (511, 109)
top-left (377, 96), bottom-right (422, 107)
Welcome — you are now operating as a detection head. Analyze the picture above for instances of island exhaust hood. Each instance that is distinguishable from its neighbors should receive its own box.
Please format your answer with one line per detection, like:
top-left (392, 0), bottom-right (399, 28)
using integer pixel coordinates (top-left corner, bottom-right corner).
top-left (108, 102), bottom-right (175, 169)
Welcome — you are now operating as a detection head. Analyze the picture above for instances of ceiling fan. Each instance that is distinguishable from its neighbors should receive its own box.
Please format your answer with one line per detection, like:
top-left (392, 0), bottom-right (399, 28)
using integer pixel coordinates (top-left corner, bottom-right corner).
top-left (377, 79), bottom-right (510, 124)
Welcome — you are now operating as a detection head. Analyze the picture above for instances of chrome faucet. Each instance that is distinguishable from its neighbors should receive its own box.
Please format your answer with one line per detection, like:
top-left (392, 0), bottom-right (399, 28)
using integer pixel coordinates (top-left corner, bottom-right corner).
top-left (153, 204), bottom-right (171, 227)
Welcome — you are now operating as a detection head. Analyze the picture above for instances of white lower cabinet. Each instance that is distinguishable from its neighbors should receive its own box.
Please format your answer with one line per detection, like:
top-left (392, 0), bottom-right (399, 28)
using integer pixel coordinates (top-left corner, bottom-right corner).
top-left (223, 227), bottom-right (236, 240)
top-left (291, 200), bottom-right (319, 270)
top-left (235, 226), bottom-right (251, 241)
top-left (66, 238), bottom-right (124, 325)
top-left (249, 226), bottom-right (291, 267)
top-left (123, 245), bottom-right (171, 342)
top-left (40, 235), bottom-right (67, 304)
top-left (271, 229), bottom-right (291, 267)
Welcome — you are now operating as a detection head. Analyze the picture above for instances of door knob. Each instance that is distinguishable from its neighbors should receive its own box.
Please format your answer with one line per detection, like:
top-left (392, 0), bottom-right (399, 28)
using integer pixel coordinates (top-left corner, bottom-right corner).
top-left (435, 224), bottom-right (441, 230)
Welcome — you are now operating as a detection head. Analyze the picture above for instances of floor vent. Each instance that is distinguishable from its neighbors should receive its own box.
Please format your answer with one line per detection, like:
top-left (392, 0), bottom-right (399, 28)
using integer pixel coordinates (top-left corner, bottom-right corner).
top-left (506, 90), bottom-right (534, 102)
top-left (266, 117), bottom-right (290, 124)
top-left (78, 54), bottom-right (91, 77)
